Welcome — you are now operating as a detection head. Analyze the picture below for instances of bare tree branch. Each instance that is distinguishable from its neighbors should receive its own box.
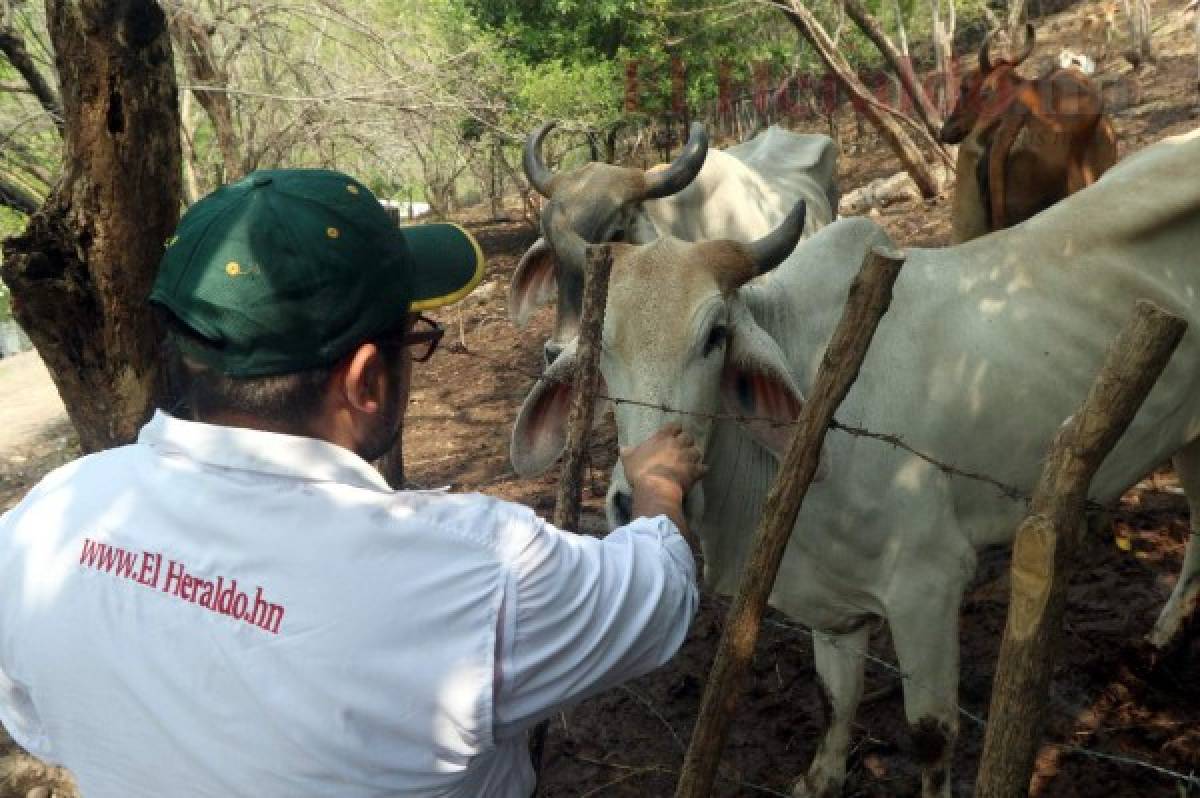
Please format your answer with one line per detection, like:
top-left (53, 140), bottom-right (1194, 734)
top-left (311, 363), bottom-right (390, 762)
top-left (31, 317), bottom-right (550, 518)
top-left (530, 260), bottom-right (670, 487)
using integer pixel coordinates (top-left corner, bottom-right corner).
top-left (771, 0), bottom-right (943, 196)
top-left (0, 169), bottom-right (40, 213)
top-left (0, 2), bottom-right (62, 133)
top-left (841, 0), bottom-right (947, 145)
top-left (169, 5), bottom-right (243, 180)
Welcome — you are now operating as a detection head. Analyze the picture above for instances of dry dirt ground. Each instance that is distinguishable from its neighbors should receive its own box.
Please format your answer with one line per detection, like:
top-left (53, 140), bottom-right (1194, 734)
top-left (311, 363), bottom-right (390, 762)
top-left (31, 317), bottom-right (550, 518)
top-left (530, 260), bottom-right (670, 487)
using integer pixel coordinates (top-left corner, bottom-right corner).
top-left (4, 1), bottom-right (1200, 795)
top-left (0, 352), bottom-right (74, 514)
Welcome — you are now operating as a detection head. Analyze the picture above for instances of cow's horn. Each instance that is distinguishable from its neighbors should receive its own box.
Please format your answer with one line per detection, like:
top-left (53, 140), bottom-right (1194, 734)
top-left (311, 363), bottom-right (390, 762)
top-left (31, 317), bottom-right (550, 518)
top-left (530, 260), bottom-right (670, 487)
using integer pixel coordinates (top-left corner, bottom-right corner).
top-left (524, 121), bottom-right (558, 198)
top-left (745, 200), bottom-right (807, 277)
top-left (542, 202), bottom-right (587, 274)
top-left (641, 121), bottom-right (709, 200)
top-left (1013, 23), bottom-right (1036, 65)
top-left (980, 29), bottom-right (998, 72)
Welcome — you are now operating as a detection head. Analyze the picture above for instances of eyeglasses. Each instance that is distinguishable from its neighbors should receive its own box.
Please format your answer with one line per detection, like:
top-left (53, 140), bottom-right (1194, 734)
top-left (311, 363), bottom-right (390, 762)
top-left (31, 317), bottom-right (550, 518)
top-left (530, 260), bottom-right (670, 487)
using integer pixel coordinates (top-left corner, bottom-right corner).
top-left (402, 314), bottom-right (445, 363)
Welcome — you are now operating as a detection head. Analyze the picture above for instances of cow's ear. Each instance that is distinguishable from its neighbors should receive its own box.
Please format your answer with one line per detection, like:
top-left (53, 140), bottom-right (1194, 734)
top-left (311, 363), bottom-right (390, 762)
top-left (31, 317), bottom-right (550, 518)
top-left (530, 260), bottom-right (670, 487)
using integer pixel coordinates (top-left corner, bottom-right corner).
top-left (511, 372), bottom-right (572, 477)
top-left (509, 237), bottom-right (557, 328)
top-left (511, 345), bottom-right (609, 477)
top-left (719, 317), bottom-right (828, 479)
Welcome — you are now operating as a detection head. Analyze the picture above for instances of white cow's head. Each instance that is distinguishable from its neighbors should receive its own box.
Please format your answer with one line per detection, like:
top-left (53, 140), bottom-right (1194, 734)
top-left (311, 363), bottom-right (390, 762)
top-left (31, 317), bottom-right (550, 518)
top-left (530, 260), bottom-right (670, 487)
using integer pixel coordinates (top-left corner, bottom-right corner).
top-left (512, 121), bottom-right (709, 365)
top-left (511, 200), bottom-right (809, 530)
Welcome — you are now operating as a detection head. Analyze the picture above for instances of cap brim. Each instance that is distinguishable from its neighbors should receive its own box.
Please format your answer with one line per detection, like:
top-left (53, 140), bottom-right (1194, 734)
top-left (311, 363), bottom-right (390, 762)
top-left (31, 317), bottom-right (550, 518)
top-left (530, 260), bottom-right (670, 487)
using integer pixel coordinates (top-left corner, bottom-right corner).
top-left (402, 223), bottom-right (486, 311)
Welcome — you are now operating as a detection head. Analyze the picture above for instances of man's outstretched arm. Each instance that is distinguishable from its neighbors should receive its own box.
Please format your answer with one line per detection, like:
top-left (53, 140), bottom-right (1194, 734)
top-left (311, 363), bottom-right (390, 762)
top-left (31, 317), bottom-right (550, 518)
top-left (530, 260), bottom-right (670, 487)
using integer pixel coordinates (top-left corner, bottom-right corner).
top-left (492, 424), bottom-right (705, 738)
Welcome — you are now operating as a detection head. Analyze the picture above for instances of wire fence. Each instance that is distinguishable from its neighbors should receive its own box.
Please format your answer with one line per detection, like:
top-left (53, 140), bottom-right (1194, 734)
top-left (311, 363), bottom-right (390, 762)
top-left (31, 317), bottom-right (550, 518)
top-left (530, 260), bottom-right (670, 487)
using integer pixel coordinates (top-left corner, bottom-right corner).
top-left (444, 344), bottom-right (1200, 792)
top-left (449, 346), bottom-right (1126, 514)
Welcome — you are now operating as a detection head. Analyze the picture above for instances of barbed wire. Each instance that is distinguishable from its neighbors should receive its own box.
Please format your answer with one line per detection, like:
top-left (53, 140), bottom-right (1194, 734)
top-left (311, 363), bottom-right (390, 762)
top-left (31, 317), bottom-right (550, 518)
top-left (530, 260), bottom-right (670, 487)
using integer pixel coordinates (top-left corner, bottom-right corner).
top-left (449, 346), bottom-right (1125, 514)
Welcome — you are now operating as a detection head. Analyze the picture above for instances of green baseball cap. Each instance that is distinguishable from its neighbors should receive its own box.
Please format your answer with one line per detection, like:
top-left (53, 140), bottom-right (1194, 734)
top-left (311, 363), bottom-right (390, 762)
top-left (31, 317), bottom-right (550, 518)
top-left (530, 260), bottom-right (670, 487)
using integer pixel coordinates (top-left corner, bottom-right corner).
top-left (150, 168), bottom-right (485, 377)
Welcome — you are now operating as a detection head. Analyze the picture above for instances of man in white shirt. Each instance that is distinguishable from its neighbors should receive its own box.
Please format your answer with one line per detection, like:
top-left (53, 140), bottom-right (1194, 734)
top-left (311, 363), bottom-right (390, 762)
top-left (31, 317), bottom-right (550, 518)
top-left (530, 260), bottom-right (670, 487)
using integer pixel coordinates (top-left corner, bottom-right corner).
top-left (0, 168), bottom-right (704, 796)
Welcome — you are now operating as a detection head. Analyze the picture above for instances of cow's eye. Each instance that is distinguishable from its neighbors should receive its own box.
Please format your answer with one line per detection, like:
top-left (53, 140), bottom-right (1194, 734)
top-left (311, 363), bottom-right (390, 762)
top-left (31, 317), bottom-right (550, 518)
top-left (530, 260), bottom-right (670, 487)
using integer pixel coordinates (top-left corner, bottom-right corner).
top-left (703, 324), bottom-right (728, 356)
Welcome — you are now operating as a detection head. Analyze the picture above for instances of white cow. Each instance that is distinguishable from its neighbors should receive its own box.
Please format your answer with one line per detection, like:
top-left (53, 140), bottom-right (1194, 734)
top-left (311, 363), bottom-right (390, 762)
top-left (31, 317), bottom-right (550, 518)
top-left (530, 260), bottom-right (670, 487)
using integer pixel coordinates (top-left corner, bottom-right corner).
top-left (511, 122), bottom-right (837, 364)
top-left (511, 129), bottom-right (1200, 797)
top-left (635, 125), bottom-right (838, 242)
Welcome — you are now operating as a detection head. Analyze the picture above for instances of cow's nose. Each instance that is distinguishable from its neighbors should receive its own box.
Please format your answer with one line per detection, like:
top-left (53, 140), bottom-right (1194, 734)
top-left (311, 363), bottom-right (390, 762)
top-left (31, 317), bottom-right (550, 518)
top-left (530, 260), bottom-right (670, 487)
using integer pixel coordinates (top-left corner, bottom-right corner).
top-left (543, 341), bottom-right (563, 367)
top-left (611, 490), bottom-right (633, 527)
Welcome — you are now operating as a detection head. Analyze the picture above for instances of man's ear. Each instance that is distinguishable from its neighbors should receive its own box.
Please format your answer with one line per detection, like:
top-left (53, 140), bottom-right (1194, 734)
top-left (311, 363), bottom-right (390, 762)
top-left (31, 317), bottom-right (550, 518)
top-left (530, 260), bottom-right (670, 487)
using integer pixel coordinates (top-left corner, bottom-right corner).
top-left (509, 237), bottom-right (557, 328)
top-left (338, 342), bottom-right (390, 414)
top-left (511, 341), bottom-right (607, 477)
top-left (719, 314), bottom-right (828, 480)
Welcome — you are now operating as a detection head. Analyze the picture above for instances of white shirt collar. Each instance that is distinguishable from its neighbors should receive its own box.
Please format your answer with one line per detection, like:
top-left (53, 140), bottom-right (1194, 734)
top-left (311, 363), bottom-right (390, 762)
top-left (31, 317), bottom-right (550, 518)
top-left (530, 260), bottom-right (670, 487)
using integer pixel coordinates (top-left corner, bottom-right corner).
top-left (137, 410), bottom-right (394, 493)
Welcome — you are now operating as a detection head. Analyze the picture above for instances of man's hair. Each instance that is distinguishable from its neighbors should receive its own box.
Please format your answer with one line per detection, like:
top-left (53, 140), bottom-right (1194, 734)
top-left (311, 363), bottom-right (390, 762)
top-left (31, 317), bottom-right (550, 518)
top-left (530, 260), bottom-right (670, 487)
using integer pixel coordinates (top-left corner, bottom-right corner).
top-left (161, 317), bottom-right (335, 433)
top-left (159, 311), bottom-right (411, 433)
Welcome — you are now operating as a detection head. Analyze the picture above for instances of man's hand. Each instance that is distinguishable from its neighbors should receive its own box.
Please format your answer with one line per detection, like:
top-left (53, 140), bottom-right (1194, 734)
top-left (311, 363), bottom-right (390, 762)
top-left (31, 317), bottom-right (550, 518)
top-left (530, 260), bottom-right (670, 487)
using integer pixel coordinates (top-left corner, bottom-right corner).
top-left (619, 424), bottom-right (706, 499)
top-left (619, 424), bottom-right (706, 552)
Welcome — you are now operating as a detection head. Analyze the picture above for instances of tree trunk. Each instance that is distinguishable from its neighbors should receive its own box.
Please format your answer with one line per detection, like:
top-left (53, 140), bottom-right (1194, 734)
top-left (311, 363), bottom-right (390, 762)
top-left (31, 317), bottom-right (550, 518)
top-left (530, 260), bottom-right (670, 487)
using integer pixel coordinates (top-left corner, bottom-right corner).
top-left (1, 0), bottom-right (181, 453)
top-left (1117, 0), bottom-right (1155, 63)
top-left (889, 0), bottom-right (910, 56)
top-left (1008, 0), bottom-right (1027, 46)
top-left (179, 87), bottom-right (203, 204)
top-left (1134, 0), bottom-right (1155, 62)
top-left (842, 0), bottom-right (945, 143)
top-left (931, 0), bottom-right (957, 114)
top-left (489, 143), bottom-right (498, 220)
top-left (773, 0), bottom-right (942, 197)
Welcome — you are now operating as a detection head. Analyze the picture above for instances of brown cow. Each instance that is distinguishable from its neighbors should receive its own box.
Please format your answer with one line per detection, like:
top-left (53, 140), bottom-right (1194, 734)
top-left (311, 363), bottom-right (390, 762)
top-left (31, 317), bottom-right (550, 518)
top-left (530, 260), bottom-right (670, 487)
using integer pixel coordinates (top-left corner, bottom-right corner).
top-left (941, 24), bottom-right (1117, 239)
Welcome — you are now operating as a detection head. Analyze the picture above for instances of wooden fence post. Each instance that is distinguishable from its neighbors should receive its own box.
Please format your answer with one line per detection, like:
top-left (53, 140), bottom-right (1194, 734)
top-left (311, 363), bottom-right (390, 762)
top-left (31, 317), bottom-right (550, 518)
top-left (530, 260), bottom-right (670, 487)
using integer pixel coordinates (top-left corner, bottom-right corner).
top-left (674, 245), bottom-right (907, 798)
top-left (974, 299), bottom-right (1187, 798)
top-left (530, 243), bottom-right (616, 792)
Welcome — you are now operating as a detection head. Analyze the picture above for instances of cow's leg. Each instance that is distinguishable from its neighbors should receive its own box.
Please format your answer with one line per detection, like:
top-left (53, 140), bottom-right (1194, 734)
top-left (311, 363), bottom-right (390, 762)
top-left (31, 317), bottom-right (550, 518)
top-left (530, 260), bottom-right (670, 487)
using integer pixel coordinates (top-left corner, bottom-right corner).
top-left (986, 112), bottom-right (1026, 230)
top-left (1149, 439), bottom-right (1200, 648)
top-left (1066, 113), bottom-right (1107, 191)
top-left (888, 587), bottom-right (960, 798)
top-left (1067, 136), bottom-right (1095, 193)
top-left (792, 626), bottom-right (868, 798)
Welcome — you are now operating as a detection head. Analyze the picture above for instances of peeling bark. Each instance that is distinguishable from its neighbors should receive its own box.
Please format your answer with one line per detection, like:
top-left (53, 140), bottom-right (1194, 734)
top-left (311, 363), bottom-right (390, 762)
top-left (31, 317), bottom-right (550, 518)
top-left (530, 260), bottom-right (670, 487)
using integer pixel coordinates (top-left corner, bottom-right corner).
top-left (1, 0), bottom-right (181, 452)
